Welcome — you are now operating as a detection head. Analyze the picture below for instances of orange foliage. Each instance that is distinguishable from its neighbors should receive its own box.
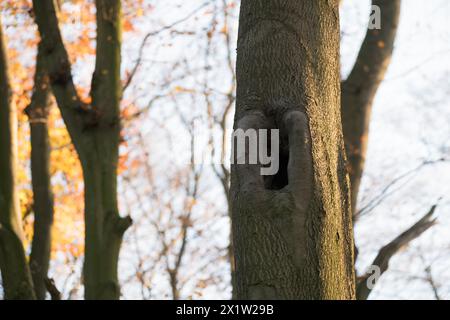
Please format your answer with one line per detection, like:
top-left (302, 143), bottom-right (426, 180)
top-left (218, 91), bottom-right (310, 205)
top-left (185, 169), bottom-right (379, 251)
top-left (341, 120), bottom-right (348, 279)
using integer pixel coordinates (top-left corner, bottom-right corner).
top-left (2, 0), bottom-right (142, 262)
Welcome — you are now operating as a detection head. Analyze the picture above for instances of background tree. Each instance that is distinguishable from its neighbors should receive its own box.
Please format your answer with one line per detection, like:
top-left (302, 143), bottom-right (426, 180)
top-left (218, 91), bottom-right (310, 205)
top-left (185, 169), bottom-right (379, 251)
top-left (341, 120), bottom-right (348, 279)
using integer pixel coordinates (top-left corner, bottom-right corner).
top-left (340, 0), bottom-right (441, 299)
top-left (32, 0), bottom-right (131, 299)
top-left (0, 18), bottom-right (35, 300)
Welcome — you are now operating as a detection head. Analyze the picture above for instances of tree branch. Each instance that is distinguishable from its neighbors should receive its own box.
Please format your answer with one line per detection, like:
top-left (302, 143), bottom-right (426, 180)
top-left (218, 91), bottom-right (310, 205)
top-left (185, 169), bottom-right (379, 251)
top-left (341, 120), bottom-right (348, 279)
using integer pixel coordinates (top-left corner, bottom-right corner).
top-left (123, 1), bottom-right (210, 92)
top-left (343, 0), bottom-right (401, 95)
top-left (44, 277), bottom-right (61, 300)
top-left (424, 265), bottom-right (441, 300)
top-left (341, 0), bottom-right (401, 215)
top-left (32, 0), bottom-right (89, 153)
top-left (356, 204), bottom-right (438, 300)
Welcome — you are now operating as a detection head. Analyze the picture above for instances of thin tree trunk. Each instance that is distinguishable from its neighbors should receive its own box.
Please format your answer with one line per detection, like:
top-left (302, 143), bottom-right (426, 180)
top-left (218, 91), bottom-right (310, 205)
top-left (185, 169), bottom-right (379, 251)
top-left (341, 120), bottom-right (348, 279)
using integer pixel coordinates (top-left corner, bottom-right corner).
top-left (0, 18), bottom-right (36, 300)
top-left (25, 41), bottom-right (54, 300)
top-left (341, 0), bottom-right (401, 215)
top-left (32, 0), bottom-right (131, 299)
top-left (231, 0), bottom-right (355, 299)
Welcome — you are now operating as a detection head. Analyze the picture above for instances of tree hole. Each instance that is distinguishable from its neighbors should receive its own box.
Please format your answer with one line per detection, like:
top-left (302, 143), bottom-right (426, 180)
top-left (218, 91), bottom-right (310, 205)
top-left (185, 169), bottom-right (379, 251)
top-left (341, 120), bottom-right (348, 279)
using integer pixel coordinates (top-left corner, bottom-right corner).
top-left (263, 148), bottom-right (289, 190)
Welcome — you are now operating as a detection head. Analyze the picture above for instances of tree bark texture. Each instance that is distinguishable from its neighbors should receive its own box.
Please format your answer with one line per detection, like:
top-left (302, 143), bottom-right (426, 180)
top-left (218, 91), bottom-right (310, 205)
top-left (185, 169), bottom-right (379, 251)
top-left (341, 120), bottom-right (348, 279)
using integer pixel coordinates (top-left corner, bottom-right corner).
top-left (231, 0), bottom-right (355, 300)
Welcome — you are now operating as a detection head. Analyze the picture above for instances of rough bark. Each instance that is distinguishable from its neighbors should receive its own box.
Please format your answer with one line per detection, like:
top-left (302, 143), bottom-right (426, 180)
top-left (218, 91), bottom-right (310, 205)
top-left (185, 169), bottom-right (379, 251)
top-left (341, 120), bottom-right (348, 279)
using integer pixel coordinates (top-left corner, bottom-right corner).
top-left (231, 0), bottom-right (355, 299)
top-left (341, 0), bottom-right (401, 215)
top-left (0, 18), bottom-right (36, 300)
top-left (32, 0), bottom-right (131, 299)
top-left (25, 42), bottom-right (54, 300)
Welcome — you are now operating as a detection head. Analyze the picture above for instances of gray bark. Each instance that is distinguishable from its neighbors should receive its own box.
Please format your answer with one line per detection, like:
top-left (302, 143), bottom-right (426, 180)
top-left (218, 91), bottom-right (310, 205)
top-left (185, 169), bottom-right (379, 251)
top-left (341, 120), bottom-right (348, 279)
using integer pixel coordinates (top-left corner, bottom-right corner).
top-left (231, 0), bottom-right (355, 299)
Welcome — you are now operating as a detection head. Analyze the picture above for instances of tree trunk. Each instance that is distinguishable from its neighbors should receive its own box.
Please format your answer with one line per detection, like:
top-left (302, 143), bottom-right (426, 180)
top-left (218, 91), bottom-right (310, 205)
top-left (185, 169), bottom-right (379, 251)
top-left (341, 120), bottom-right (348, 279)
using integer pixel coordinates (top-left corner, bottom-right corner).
top-left (32, 0), bottom-right (131, 299)
top-left (341, 0), bottom-right (401, 215)
top-left (0, 18), bottom-right (36, 300)
top-left (79, 0), bottom-right (130, 300)
top-left (25, 41), bottom-right (54, 300)
top-left (231, 0), bottom-right (355, 299)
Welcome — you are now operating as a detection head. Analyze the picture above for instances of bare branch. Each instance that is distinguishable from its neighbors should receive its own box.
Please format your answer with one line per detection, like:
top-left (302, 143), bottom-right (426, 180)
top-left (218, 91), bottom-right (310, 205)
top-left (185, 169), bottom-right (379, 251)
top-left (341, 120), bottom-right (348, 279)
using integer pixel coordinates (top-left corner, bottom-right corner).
top-left (123, 1), bottom-right (211, 91)
top-left (341, 0), bottom-right (401, 214)
top-left (424, 265), bottom-right (441, 300)
top-left (32, 0), bottom-right (88, 152)
top-left (357, 204), bottom-right (438, 300)
top-left (44, 277), bottom-right (61, 300)
top-left (356, 158), bottom-right (448, 218)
